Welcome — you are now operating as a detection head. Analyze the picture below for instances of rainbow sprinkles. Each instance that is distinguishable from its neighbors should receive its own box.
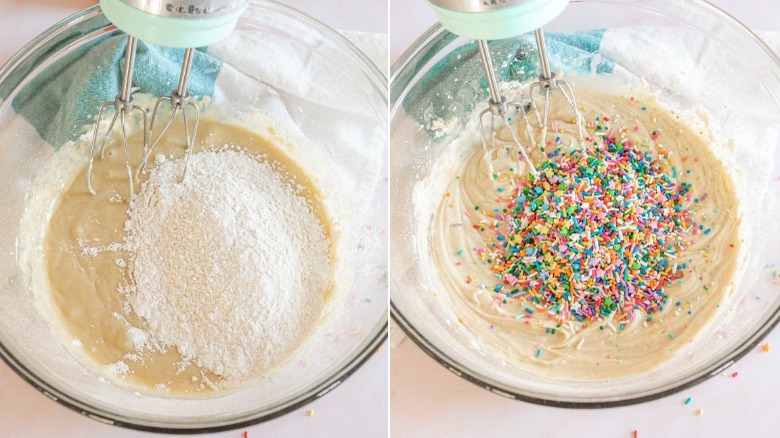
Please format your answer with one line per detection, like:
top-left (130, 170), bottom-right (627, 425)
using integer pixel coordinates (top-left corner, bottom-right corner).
top-left (475, 139), bottom-right (697, 325)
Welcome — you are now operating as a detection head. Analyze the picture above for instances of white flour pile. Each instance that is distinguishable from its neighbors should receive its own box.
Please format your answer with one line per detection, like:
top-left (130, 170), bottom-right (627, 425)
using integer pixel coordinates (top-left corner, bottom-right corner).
top-left (122, 149), bottom-right (331, 384)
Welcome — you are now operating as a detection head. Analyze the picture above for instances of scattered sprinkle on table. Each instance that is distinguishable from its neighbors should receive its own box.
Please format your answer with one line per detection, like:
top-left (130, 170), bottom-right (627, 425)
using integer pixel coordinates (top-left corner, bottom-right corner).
top-left (761, 343), bottom-right (772, 352)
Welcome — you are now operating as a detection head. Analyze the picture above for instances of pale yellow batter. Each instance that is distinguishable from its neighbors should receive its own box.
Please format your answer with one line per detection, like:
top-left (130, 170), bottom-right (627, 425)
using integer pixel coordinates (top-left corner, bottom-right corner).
top-left (44, 118), bottom-right (332, 394)
top-left (428, 89), bottom-right (741, 379)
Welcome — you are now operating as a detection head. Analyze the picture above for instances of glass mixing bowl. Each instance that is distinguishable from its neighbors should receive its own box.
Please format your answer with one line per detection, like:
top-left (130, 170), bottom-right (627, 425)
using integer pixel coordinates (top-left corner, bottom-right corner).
top-left (0, 1), bottom-right (387, 432)
top-left (390, 0), bottom-right (780, 407)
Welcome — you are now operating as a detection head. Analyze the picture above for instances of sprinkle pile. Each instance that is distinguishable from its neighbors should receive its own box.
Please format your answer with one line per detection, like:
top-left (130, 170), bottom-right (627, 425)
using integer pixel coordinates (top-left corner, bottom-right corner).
top-left (479, 139), bottom-right (695, 324)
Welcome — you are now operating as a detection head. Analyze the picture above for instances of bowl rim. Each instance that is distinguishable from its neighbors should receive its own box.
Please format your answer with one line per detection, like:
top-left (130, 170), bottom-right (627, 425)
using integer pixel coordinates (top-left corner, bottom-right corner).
top-left (389, 0), bottom-right (780, 408)
top-left (0, 0), bottom-right (388, 432)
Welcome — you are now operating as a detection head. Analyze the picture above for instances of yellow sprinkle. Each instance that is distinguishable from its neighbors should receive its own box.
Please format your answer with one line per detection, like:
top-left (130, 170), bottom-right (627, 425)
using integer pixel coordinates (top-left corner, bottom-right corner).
top-left (696, 408), bottom-right (704, 416)
top-left (307, 410), bottom-right (314, 417)
top-left (761, 343), bottom-right (771, 352)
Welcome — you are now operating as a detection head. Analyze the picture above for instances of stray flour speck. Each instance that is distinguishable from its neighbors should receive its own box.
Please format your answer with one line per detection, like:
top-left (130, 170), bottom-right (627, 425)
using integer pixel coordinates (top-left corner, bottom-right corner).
top-left (106, 361), bottom-right (130, 376)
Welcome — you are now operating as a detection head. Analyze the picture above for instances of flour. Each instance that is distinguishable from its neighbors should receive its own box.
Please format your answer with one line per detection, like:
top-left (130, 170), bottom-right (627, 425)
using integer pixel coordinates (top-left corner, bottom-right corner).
top-left (106, 361), bottom-right (130, 376)
top-left (122, 149), bottom-right (331, 385)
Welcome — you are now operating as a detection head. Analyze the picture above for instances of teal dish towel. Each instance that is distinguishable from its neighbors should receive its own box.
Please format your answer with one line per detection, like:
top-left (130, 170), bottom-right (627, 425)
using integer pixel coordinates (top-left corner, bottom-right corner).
top-left (1, 30), bottom-right (221, 149)
top-left (400, 30), bottom-right (612, 140)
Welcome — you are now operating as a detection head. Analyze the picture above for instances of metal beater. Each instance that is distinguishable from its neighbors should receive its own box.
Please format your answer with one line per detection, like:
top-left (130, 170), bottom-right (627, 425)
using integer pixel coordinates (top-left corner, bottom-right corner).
top-left (528, 28), bottom-right (585, 148)
top-left (136, 48), bottom-right (200, 180)
top-left (427, 0), bottom-right (585, 174)
top-left (86, 0), bottom-right (248, 200)
top-left (86, 35), bottom-right (148, 202)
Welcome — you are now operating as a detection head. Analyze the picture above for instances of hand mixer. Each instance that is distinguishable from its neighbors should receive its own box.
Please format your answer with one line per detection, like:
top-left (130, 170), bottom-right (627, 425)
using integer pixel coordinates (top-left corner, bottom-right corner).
top-left (427, 0), bottom-right (585, 176)
top-left (87, 0), bottom-right (248, 201)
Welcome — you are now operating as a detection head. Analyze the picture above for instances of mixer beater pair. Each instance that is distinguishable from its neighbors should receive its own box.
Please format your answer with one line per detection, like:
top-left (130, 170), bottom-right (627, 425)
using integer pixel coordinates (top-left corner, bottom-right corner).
top-left (428, 0), bottom-right (586, 176)
top-left (86, 0), bottom-right (249, 201)
top-left (86, 36), bottom-right (198, 202)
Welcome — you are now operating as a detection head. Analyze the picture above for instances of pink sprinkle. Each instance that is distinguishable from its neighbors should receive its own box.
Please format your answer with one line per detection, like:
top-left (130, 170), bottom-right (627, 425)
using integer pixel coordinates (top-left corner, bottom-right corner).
top-left (553, 120), bottom-right (559, 133)
top-left (633, 125), bottom-right (639, 131)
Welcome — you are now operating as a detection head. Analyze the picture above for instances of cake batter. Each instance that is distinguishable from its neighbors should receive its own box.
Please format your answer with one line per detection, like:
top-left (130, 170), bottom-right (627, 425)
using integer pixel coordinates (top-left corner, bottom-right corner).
top-left (426, 88), bottom-right (741, 379)
top-left (43, 117), bottom-right (334, 394)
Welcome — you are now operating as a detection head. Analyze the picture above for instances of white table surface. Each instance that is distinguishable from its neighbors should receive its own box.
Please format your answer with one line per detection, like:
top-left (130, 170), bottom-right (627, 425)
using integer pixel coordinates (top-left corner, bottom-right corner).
top-left (389, 1), bottom-right (780, 437)
top-left (0, 1), bottom-right (388, 437)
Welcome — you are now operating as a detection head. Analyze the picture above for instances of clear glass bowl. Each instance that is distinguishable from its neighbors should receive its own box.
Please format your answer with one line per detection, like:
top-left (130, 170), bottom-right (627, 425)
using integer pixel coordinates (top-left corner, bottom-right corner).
top-left (0, 1), bottom-right (387, 432)
top-left (390, 0), bottom-right (780, 406)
